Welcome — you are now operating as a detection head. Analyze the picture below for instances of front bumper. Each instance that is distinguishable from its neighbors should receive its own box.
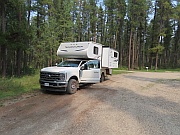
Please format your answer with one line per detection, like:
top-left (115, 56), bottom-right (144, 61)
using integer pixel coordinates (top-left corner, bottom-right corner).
top-left (39, 80), bottom-right (68, 88)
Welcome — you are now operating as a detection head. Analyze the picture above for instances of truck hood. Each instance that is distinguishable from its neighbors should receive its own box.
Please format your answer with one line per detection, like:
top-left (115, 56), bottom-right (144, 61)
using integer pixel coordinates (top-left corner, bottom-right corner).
top-left (41, 66), bottom-right (78, 73)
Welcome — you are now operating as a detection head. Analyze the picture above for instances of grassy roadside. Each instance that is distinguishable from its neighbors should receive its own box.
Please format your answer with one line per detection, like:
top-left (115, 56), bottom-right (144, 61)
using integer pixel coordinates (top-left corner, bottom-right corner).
top-left (0, 72), bottom-right (40, 101)
top-left (112, 69), bottom-right (131, 74)
top-left (138, 68), bottom-right (180, 72)
top-left (112, 68), bottom-right (180, 74)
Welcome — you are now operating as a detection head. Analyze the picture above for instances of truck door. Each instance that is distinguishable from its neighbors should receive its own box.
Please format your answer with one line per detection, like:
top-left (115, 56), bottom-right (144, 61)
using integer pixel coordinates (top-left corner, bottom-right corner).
top-left (80, 60), bottom-right (100, 83)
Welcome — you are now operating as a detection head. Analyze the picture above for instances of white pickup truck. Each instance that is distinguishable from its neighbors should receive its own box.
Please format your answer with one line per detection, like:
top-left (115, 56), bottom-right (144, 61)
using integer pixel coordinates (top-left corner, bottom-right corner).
top-left (39, 42), bottom-right (119, 94)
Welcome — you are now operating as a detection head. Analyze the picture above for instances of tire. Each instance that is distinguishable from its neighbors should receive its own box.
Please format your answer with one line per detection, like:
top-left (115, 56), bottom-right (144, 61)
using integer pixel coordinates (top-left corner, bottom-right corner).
top-left (40, 86), bottom-right (47, 94)
top-left (100, 73), bottom-right (105, 82)
top-left (66, 79), bottom-right (78, 94)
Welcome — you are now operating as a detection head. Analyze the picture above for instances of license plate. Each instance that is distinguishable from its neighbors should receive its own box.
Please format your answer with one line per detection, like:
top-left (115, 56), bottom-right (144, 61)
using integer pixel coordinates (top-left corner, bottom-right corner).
top-left (44, 83), bottom-right (49, 86)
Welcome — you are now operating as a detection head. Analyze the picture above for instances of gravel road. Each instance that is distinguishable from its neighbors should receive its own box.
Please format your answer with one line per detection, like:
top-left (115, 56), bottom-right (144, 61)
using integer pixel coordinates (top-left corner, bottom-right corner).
top-left (0, 72), bottom-right (180, 135)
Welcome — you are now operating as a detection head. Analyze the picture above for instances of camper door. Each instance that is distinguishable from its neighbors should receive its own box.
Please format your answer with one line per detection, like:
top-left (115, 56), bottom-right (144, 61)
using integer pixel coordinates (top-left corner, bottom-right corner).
top-left (109, 49), bottom-right (119, 68)
top-left (80, 60), bottom-right (100, 83)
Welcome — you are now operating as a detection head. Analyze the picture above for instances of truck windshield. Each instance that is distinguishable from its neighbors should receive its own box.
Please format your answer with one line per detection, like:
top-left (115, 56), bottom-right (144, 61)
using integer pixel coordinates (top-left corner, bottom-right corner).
top-left (57, 61), bottom-right (81, 67)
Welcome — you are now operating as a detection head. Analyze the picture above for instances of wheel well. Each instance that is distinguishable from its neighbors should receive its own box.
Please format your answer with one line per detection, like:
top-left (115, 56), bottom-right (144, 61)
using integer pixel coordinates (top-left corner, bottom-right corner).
top-left (69, 76), bottom-right (78, 81)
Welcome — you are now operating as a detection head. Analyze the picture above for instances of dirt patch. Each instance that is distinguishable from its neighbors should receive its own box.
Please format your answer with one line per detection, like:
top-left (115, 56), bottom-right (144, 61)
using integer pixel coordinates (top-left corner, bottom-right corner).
top-left (0, 91), bottom-right (42, 107)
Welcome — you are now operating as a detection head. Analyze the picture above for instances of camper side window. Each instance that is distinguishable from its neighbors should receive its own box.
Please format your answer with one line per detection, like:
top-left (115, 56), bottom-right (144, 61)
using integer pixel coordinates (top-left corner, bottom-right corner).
top-left (94, 46), bottom-right (98, 55)
top-left (114, 52), bottom-right (118, 58)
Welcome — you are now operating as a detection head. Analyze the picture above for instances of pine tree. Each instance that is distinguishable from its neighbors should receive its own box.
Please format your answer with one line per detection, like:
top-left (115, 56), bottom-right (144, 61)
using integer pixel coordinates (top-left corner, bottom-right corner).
top-left (127, 0), bottom-right (149, 70)
top-left (97, 5), bottom-right (105, 43)
top-left (89, 0), bottom-right (98, 42)
top-left (149, 0), bottom-right (174, 70)
top-left (116, 0), bottom-right (126, 67)
top-left (104, 0), bottom-right (117, 47)
top-left (0, 0), bottom-right (7, 77)
top-left (173, 3), bottom-right (180, 67)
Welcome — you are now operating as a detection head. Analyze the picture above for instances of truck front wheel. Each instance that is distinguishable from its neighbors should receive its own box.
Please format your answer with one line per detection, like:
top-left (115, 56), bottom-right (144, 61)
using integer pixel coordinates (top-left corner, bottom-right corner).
top-left (67, 79), bottom-right (78, 94)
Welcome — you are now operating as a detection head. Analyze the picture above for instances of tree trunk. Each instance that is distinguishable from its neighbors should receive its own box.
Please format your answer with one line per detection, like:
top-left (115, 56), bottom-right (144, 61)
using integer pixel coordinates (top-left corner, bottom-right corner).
top-left (1, 2), bottom-right (7, 78)
top-left (17, 48), bottom-right (22, 76)
top-left (174, 23), bottom-right (180, 67)
top-left (128, 29), bottom-right (132, 70)
top-left (132, 32), bottom-right (135, 70)
top-left (27, 0), bottom-right (31, 29)
top-left (150, 0), bottom-right (158, 69)
top-left (37, 11), bottom-right (40, 38)
top-left (114, 31), bottom-right (117, 49)
top-left (118, 26), bottom-right (123, 68)
top-left (155, 50), bottom-right (158, 71)
top-left (139, 22), bottom-right (143, 69)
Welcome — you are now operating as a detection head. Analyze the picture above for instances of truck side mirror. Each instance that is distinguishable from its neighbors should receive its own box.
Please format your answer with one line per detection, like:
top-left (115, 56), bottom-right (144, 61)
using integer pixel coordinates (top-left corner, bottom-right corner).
top-left (53, 63), bottom-right (58, 66)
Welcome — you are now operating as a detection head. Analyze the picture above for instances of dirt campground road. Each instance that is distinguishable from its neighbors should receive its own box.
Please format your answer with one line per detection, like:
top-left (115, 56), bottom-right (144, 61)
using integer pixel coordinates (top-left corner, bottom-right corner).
top-left (0, 72), bottom-right (180, 135)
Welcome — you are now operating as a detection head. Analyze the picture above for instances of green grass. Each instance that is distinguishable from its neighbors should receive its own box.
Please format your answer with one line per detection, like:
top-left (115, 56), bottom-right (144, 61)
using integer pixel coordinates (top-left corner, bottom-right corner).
top-left (138, 68), bottom-right (180, 72)
top-left (0, 72), bottom-right (40, 100)
top-left (112, 68), bottom-right (130, 74)
top-left (112, 67), bottom-right (180, 74)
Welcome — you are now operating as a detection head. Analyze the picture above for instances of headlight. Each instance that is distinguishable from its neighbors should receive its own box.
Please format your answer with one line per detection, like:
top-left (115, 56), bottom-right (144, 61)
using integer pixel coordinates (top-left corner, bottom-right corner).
top-left (59, 73), bottom-right (66, 81)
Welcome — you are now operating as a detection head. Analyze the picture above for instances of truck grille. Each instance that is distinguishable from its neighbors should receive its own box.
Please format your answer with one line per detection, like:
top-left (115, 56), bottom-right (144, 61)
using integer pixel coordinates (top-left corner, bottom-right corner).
top-left (40, 72), bottom-right (62, 81)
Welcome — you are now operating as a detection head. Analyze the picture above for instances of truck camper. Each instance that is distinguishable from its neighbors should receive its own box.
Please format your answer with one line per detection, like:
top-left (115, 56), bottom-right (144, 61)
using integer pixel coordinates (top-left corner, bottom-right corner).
top-left (39, 41), bottom-right (119, 94)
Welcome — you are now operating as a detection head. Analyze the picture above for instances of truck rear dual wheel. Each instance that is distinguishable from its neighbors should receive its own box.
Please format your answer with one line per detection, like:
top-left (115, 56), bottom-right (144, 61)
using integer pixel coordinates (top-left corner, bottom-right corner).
top-left (67, 79), bottom-right (78, 94)
top-left (100, 73), bottom-right (105, 82)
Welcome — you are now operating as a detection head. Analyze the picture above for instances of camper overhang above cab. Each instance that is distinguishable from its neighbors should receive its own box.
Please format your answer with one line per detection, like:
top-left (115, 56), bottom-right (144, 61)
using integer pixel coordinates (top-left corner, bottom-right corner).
top-left (57, 42), bottom-right (102, 60)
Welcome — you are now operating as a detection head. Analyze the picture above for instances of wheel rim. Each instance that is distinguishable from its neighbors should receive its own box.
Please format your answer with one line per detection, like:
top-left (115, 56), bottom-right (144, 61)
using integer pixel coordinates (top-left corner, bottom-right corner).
top-left (71, 82), bottom-right (76, 89)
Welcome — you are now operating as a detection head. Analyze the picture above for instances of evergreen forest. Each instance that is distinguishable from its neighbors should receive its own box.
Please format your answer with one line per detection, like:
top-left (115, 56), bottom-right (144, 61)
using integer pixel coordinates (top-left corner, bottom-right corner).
top-left (0, 0), bottom-right (180, 77)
